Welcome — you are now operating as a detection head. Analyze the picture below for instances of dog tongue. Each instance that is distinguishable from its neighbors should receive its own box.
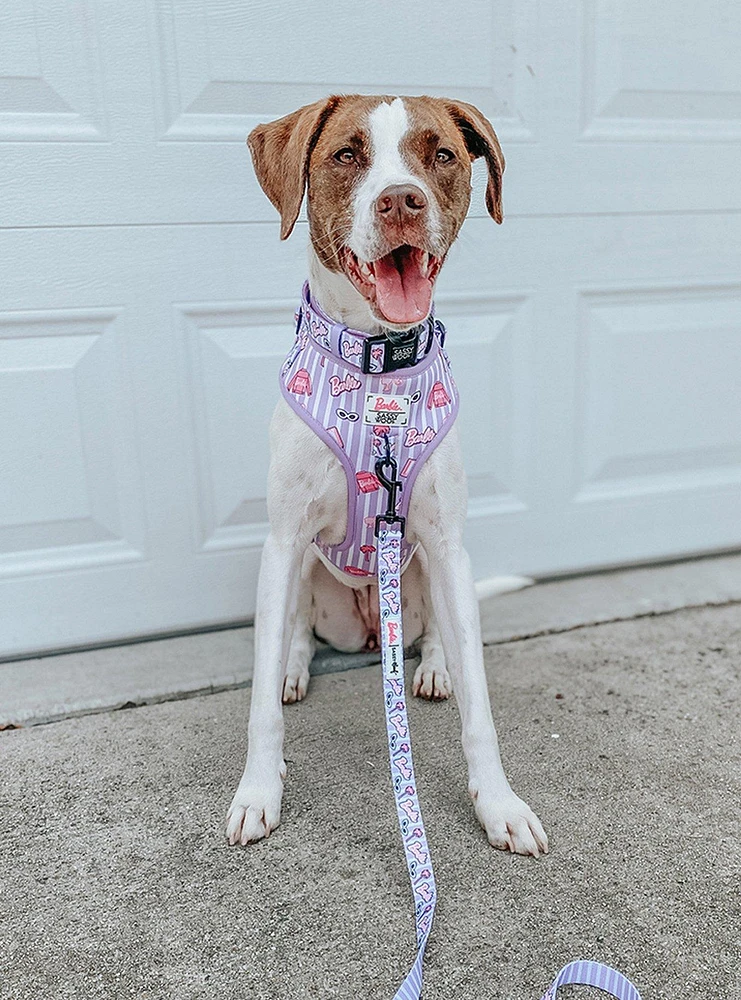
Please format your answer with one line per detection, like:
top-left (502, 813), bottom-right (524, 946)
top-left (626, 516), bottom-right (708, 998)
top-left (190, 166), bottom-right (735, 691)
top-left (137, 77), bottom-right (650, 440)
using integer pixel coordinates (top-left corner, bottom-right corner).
top-left (373, 246), bottom-right (433, 325)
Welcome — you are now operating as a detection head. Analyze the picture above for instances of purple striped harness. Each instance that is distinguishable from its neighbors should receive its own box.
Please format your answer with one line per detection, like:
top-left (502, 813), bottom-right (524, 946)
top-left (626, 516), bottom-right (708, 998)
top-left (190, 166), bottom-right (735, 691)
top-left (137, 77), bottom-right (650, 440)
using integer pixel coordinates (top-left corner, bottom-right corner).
top-left (279, 282), bottom-right (459, 579)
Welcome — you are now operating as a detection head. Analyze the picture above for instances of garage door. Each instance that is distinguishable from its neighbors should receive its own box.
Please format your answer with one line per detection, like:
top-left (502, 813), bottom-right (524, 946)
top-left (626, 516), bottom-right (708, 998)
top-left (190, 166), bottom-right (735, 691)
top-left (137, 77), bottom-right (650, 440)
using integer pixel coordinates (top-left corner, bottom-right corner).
top-left (1, 0), bottom-right (740, 659)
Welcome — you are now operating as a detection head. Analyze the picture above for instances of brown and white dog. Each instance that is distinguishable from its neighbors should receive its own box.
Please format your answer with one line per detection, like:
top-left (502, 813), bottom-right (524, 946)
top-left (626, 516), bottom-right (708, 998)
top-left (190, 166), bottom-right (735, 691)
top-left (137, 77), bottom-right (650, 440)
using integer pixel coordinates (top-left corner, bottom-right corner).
top-left (226, 95), bottom-right (547, 857)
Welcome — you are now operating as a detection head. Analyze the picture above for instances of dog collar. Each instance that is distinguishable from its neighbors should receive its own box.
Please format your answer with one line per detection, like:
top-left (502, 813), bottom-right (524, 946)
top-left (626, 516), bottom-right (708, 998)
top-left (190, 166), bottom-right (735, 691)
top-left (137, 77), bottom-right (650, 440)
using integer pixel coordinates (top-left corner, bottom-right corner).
top-left (297, 281), bottom-right (437, 374)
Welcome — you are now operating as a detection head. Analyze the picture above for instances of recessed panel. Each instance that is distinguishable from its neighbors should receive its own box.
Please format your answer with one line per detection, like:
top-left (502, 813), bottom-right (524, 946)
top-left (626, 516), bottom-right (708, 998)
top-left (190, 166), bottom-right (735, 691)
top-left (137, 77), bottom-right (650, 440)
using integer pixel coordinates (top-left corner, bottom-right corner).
top-left (441, 293), bottom-right (531, 510)
top-left (583, 0), bottom-right (741, 139)
top-left (151, 0), bottom-right (535, 141)
top-left (181, 302), bottom-right (296, 551)
top-left (576, 286), bottom-right (741, 500)
top-left (0, 1), bottom-right (107, 140)
top-left (0, 309), bottom-right (145, 576)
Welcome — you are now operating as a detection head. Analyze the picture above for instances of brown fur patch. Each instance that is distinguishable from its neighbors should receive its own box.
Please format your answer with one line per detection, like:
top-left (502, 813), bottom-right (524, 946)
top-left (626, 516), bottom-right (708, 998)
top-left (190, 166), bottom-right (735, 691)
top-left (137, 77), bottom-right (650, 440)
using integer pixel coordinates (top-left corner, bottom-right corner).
top-left (248, 95), bottom-right (505, 269)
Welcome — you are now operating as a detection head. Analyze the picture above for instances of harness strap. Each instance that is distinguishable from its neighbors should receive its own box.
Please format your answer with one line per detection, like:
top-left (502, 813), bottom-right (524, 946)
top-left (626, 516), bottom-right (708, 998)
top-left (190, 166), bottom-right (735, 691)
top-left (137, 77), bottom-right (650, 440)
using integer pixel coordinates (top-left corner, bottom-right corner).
top-left (375, 525), bottom-right (643, 1000)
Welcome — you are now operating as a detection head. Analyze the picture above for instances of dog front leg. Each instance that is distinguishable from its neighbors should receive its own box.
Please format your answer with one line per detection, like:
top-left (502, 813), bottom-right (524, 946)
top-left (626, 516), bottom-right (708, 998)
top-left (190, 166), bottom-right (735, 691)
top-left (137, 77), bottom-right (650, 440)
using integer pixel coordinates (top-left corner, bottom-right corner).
top-left (282, 547), bottom-right (318, 704)
top-left (226, 531), bottom-right (307, 845)
top-left (423, 538), bottom-right (548, 857)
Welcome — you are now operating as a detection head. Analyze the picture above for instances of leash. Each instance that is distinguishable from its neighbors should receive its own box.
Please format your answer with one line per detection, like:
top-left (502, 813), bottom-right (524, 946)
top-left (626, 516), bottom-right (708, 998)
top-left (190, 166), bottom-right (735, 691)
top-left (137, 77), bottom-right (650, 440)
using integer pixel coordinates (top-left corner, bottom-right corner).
top-left (374, 443), bottom-right (643, 1000)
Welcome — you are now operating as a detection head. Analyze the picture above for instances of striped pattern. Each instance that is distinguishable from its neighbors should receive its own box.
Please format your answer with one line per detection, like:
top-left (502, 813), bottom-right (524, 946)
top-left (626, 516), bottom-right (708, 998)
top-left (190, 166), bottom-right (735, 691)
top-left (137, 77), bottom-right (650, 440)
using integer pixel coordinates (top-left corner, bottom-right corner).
top-left (279, 284), bottom-right (459, 579)
top-left (542, 959), bottom-right (643, 998)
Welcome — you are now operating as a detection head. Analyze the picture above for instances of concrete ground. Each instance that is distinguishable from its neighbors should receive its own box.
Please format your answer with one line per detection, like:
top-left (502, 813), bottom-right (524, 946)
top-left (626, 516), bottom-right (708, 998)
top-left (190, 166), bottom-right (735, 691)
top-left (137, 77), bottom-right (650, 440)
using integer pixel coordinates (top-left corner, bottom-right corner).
top-left (1, 601), bottom-right (740, 999)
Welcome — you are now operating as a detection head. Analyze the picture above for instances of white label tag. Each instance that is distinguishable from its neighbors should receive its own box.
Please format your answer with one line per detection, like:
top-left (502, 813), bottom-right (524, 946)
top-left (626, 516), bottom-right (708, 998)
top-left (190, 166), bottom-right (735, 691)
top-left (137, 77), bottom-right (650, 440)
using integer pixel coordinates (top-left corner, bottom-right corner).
top-left (363, 393), bottom-right (412, 426)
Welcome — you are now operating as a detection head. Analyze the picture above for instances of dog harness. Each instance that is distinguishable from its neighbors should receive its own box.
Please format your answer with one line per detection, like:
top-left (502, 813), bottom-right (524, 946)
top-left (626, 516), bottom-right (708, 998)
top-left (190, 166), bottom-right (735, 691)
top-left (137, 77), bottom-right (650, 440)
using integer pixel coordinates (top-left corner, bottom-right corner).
top-left (279, 282), bottom-right (459, 578)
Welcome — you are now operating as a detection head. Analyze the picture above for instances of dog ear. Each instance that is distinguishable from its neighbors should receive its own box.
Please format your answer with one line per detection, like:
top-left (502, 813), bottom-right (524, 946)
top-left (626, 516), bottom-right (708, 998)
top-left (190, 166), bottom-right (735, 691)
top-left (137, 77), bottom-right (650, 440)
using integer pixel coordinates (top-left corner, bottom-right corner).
top-left (445, 100), bottom-right (505, 224)
top-left (248, 97), bottom-right (343, 240)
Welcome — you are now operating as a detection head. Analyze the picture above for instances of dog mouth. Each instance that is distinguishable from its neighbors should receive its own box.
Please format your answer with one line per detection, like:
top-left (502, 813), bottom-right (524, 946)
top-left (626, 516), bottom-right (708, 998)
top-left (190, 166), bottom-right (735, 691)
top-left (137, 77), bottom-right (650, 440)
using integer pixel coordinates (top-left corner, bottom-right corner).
top-left (342, 245), bottom-right (443, 327)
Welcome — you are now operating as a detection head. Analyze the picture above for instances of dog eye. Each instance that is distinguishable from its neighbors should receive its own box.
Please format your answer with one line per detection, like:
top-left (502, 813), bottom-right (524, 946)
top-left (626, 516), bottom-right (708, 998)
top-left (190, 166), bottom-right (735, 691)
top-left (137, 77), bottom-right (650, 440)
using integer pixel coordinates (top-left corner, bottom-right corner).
top-left (435, 148), bottom-right (455, 164)
top-left (334, 147), bottom-right (355, 164)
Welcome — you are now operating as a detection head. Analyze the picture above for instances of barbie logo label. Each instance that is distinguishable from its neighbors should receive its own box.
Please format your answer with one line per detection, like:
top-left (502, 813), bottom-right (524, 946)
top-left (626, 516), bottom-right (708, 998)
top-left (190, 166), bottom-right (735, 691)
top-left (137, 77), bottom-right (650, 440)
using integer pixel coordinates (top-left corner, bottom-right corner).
top-left (363, 392), bottom-right (411, 426)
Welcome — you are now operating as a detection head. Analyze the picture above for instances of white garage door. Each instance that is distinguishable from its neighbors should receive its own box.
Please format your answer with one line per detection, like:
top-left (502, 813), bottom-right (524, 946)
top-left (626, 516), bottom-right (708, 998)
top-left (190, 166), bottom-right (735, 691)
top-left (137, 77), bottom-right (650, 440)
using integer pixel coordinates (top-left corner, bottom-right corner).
top-left (1, 0), bottom-right (740, 659)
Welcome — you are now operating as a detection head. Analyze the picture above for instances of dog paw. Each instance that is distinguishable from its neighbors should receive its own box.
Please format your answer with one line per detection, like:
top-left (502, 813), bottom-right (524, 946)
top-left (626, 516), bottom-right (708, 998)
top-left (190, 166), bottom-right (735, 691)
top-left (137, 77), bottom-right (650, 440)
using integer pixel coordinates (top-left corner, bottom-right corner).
top-left (412, 659), bottom-right (452, 700)
top-left (226, 776), bottom-right (283, 846)
top-left (282, 664), bottom-right (309, 703)
top-left (470, 784), bottom-right (548, 857)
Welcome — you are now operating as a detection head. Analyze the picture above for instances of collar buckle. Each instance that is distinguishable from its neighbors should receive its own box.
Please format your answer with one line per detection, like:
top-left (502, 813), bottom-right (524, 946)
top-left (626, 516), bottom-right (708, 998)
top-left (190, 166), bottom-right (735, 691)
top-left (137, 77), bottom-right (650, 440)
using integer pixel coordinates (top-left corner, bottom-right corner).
top-left (360, 326), bottom-right (427, 375)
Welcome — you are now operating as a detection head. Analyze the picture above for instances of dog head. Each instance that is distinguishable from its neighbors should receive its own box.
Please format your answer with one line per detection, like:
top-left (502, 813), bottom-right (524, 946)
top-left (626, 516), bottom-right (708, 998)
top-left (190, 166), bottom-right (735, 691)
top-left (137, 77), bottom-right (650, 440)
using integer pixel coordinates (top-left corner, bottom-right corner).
top-left (248, 95), bottom-right (504, 330)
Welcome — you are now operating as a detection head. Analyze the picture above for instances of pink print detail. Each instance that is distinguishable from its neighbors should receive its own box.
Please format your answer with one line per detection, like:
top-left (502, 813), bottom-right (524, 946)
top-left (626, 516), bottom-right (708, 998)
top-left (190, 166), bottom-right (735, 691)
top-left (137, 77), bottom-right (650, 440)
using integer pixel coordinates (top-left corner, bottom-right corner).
top-left (400, 458), bottom-right (415, 477)
top-left (409, 842), bottom-right (428, 865)
top-left (341, 340), bottom-right (362, 359)
top-left (310, 316), bottom-right (329, 340)
top-left (399, 799), bottom-right (420, 823)
top-left (371, 395), bottom-right (404, 413)
top-left (396, 757), bottom-right (412, 780)
top-left (381, 547), bottom-right (396, 571)
top-left (416, 882), bottom-right (434, 903)
top-left (286, 368), bottom-right (312, 395)
top-left (356, 470), bottom-right (381, 494)
top-left (427, 381), bottom-right (451, 408)
top-left (360, 544), bottom-right (376, 559)
top-left (404, 427), bottom-right (437, 447)
top-left (344, 565), bottom-right (372, 577)
top-left (326, 426), bottom-right (345, 450)
top-left (329, 372), bottom-right (362, 396)
top-left (389, 713), bottom-right (406, 737)
top-left (380, 376), bottom-right (405, 393)
top-left (382, 586), bottom-right (400, 614)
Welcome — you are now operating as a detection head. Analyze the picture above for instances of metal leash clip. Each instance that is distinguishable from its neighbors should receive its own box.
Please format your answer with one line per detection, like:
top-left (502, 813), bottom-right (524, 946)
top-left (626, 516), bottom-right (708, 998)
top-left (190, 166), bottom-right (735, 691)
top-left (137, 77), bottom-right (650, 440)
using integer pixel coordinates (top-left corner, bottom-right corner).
top-left (374, 437), bottom-right (405, 538)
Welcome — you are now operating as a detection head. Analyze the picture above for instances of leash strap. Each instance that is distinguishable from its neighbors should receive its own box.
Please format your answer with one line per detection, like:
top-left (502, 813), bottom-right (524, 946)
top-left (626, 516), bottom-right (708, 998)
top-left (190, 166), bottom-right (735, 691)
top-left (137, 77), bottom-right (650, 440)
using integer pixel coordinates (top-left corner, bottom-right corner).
top-left (378, 525), bottom-right (436, 999)
top-left (541, 960), bottom-right (643, 998)
top-left (376, 525), bottom-right (643, 1000)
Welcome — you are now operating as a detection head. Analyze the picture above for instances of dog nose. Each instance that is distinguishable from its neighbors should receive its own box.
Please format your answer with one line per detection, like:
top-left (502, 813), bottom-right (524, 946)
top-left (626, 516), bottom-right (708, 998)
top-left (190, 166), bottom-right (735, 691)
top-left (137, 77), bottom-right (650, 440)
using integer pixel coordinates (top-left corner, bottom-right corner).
top-left (375, 184), bottom-right (427, 219)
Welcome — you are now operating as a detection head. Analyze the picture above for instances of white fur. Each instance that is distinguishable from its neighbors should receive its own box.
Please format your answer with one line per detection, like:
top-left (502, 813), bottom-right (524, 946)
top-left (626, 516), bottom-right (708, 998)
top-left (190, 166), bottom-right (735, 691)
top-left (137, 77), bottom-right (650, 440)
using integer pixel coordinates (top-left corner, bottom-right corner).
top-left (349, 98), bottom-right (442, 263)
top-left (308, 250), bottom-right (381, 337)
top-left (226, 100), bottom-right (547, 857)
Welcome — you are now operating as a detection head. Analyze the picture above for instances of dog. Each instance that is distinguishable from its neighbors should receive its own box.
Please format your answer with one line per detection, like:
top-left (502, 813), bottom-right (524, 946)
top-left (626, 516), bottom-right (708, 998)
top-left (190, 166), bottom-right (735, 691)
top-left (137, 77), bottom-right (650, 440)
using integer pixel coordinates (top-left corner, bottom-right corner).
top-left (226, 95), bottom-right (547, 858)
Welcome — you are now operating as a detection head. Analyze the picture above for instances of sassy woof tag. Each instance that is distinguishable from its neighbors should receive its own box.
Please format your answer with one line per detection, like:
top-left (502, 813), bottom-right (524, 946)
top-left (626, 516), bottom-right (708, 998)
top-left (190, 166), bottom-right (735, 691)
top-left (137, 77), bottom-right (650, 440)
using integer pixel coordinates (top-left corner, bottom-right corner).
top-left (363, 393), bottom-right (411, 426)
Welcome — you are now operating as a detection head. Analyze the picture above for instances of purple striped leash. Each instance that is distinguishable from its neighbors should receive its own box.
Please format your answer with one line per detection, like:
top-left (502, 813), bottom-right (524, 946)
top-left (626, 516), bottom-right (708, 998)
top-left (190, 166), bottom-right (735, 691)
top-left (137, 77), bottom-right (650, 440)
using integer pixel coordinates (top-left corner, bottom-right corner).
top-left (374, 453), bottom-right (643, 1000)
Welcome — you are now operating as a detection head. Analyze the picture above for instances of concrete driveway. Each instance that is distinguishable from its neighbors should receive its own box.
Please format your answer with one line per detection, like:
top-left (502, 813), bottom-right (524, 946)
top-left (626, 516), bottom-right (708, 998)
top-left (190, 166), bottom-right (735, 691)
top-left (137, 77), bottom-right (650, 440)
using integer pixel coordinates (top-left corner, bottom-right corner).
top-left (1, 602), bottom-right (739, 999)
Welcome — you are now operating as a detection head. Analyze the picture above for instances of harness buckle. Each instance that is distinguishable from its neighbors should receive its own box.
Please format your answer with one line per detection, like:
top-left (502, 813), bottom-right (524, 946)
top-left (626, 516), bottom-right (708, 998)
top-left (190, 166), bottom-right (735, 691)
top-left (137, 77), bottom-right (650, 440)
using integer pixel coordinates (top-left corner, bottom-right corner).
top-left (361, 327), bottom-right (421, 375)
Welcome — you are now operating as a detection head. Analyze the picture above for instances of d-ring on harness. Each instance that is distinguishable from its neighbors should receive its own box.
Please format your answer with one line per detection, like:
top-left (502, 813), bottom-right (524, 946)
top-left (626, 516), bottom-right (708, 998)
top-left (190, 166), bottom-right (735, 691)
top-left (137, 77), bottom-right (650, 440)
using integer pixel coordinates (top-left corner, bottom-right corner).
top-left (374, 450), bottom-right (643, 1000)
